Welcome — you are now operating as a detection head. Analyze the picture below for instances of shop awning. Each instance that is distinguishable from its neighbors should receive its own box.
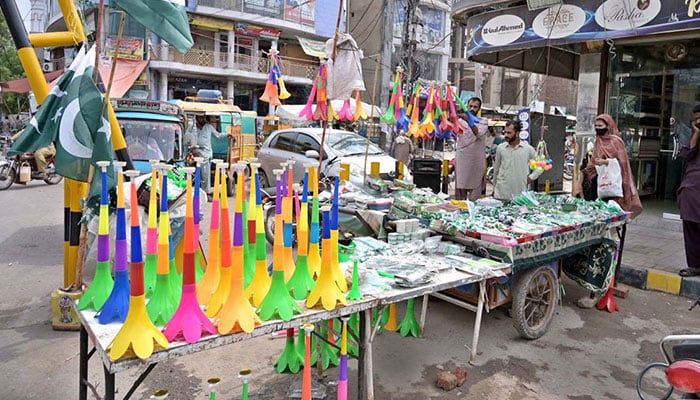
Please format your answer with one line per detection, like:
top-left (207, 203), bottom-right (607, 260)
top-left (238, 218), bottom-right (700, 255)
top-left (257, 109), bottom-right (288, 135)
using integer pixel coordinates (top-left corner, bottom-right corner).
top-left (0, 70), bottom-right (64, 93)
top-left (97, 59), bottom-right (149, 98)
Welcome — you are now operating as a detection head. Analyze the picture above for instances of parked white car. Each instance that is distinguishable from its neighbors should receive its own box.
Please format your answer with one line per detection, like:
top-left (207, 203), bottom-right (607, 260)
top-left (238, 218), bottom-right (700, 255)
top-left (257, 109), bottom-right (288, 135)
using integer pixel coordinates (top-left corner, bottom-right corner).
top-left (257, 128), bottom-right (410, 187)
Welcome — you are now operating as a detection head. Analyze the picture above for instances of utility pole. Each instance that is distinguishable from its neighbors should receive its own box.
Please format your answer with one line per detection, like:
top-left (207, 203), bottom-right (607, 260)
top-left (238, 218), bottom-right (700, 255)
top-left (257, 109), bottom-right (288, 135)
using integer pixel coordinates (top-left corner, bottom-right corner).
top-left (401, 0), bottom-right (419, 86)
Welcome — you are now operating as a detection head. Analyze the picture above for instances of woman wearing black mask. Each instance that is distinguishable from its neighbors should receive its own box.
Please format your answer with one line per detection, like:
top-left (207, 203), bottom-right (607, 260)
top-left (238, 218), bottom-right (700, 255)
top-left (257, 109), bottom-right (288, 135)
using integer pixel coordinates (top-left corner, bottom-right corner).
top-left (577, 114), bottom-right (643, 309)
top-left (584, 114), bottom-right (643, 218)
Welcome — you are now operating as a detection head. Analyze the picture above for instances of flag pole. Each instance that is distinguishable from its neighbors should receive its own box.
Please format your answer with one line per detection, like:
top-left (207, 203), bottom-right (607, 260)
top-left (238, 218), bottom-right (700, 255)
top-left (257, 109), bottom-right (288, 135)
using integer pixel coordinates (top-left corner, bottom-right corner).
top-left (316, 1), bottom-right (344, 181)
top-left (73, 11), bottom-right (126, 291)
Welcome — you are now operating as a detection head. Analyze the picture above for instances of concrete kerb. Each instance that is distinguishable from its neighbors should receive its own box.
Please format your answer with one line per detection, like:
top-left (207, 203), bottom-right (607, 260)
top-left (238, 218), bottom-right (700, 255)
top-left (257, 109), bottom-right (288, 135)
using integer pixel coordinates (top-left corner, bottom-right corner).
top-left (618, 264), bottom-right (700, 299)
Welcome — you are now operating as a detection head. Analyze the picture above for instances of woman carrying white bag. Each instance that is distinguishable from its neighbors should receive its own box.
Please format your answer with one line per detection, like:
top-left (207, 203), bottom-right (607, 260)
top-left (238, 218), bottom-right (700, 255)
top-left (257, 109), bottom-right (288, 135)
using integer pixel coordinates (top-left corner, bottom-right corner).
top-left (585, 114), bottom-right (643, 219)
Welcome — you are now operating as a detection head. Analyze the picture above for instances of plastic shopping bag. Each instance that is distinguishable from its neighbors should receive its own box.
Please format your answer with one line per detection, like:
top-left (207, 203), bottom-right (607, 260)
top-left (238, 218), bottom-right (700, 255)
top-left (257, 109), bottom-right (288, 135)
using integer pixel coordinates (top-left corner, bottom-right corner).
top-left (596, 158), bottom-right (623, 198)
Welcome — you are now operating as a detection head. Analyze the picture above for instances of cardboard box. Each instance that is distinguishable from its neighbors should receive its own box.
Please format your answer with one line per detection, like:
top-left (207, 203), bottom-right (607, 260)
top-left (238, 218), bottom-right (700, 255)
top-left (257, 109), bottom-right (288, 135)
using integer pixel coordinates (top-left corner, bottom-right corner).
top-left (51, 289), bottom-right (82, 331)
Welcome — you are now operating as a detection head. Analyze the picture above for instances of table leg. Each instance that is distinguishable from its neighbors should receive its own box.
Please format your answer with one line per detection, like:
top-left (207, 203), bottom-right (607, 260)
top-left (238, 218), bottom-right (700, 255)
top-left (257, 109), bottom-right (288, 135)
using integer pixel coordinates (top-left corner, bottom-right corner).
top-left (419, 294), bottom-right (429, 337)
top-left (79, 325), bottom-right (88, 400)
top-left (358, 309), bottom-right (374, 400)
top-left (470, 280), bottom-right (486, 365)
top-left (104, 364), bottom-right (115, 400)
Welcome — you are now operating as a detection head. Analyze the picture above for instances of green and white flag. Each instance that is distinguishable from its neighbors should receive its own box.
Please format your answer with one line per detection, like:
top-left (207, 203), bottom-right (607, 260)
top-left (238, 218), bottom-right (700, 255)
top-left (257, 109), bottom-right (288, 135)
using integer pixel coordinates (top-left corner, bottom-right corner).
top-left (112, 0), bottom-right (194, 54)
top-left (9, 45), bottom-right (113, 182)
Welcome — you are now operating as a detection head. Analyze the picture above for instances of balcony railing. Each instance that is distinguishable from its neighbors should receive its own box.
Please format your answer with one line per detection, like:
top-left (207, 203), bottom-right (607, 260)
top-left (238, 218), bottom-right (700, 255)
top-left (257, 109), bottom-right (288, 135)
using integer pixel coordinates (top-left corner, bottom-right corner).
top-left (149, 44), bottom-right (317, 80)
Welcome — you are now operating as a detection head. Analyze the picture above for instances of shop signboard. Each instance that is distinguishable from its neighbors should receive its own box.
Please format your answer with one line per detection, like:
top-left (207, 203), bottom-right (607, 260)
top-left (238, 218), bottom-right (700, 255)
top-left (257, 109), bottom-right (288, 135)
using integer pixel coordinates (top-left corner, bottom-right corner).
top-left (243, 0), bottom-right (284, 18)
top-left (235, 22), bottom-right (281, 39)
top-left (104, 37), bottom-right (144, 60)
top-left (394, 4), bottom-right (446, 47)
top-left (466, 0), bottom-right (700, 56)
top-left (518, 108), bottom-right (531, 142)
top-left (285, 0), bottom-right (315, 26)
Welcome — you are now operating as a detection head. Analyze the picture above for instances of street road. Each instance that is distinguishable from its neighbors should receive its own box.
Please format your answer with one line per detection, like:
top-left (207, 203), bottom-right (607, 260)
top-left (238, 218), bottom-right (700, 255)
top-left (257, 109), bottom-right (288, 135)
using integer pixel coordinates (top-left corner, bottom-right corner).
top-left (0, 181), bottom-right (698, 399)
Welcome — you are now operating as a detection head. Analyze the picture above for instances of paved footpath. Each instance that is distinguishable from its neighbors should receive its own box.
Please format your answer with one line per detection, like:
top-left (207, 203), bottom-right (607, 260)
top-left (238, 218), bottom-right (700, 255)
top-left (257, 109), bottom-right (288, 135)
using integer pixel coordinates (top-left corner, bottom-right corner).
top-left (618, 212), bottom-right (700, 299)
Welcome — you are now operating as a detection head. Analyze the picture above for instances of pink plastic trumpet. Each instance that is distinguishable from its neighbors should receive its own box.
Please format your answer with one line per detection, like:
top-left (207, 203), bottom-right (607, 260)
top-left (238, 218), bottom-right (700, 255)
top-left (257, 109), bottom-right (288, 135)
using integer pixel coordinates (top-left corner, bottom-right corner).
top-left (163, 167), bottom-right (216, 343)
top-left (110, 170), bottom-right (169, 360)
top-left (193, 157), bottom-right (206, 283)
top-left (337, 99), bottom-right (354, 121)
top-left (197, 159), bottom-right (223, 305)
top-left (337, 316), bottom-right (349, 400)
top-left (206, 163), bottom-right (231, 317)
top-left (98, 161), bottom-right (130, 323)
top-left (216, 162), bottom-right (260, 334)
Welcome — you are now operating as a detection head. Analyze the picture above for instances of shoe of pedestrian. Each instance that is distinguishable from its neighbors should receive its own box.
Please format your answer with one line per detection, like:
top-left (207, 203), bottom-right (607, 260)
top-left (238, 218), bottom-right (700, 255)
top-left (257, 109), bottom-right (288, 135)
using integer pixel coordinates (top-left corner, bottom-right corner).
top-left (679, 268), bottom-right (700, 277)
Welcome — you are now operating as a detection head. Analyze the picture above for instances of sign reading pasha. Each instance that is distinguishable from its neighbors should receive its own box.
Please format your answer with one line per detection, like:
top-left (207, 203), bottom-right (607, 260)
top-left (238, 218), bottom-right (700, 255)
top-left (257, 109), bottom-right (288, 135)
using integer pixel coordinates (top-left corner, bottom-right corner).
top-left (467, 0), bottom-right (700, 56)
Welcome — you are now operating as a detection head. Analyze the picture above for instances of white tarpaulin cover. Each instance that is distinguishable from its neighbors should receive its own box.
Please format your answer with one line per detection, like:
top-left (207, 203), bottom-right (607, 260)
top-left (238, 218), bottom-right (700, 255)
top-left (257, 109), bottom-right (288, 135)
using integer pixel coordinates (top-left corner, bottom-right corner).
top-left (325, 33), bottom-right (365, 100)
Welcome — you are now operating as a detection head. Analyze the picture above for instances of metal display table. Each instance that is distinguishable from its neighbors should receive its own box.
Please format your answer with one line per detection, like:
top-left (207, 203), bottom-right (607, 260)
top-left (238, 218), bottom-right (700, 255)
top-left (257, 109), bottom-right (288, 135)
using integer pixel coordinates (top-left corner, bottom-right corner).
top-left (76, 256), bottom-right (510, 400)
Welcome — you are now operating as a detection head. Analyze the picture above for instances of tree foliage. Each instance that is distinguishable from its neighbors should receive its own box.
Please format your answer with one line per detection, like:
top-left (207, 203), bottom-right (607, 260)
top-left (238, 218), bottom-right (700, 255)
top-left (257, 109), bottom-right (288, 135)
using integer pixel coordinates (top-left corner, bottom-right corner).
top-left (0, 15), bottom-right (28, 116)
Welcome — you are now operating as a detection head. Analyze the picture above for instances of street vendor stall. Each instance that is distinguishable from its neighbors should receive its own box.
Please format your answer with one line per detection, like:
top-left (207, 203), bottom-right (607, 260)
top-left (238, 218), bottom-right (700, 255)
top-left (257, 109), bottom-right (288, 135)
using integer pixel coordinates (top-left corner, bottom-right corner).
top-left (75, 252), bottom-right (510, 400)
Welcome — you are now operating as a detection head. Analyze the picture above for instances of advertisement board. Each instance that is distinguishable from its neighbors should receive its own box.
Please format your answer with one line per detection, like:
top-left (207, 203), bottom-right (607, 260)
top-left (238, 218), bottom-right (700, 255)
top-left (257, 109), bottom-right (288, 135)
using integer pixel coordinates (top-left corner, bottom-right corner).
top-left (243, 0), bottom-right (284, 18)
top-left (285, 0), bottom-right (315, 26)
top-left (104, 37), bottom-right (144, 60)
top-left (466, 0), bottom-right (700, 56)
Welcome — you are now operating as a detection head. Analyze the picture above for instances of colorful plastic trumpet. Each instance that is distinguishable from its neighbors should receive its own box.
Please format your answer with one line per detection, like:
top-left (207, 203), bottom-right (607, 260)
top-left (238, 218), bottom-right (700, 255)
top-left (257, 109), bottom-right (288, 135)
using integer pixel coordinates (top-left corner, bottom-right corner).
top-left (144, 160), bottom-right (160, 298)
top-left (206, 164), bottom-right (232, 317)
top-left (110, 170), bottom-right (169, 360)
top-left (320, 320), bottom-right (340, 368)
top-left (163, 167), bottom-right (216, 343)
top-left (78, 160), bottom-right (114, 311)
top-left (407, 83), bottom-right (422, 137)
top-left (337, 316), bottom-right (350, 400)
top-left (282, 161), bottom-right (297, 282)
top-left (287, 166), bottom-right (315, 300)
top-left (275, 327), bottom-right (303, 373)
top-left (239, 370), bottom-right (251, 400)
top-left (207, 378), bottom-right (221, 400)
top-left (257, 169), bottom-right (302, 321)
top-left (297, 324), bottom-right (317, 366)
top-left (306, 206), bottom-right (347, 311)
top-left (395, 79), bottom-right (410, 131)
top-left (197, 160), bottom-right (222, 305)
top-left (353, 90), bottom-right (368, 121)
top-left (307, 164), bottom-right (322, 280)
top-left (381, 71), bottom-right (399, 124)
top-left (245, 163), bottom-right (271, 306)
top-left (312, 65), bottom-right (327, 121)
top-left (301, 324), bottom-right (314, 400)
top-left (337, 99), bottom-right (354, 121)
top-left (330, 176), bottom-right (348, 292)
top-left (346, 258), bottom-right (363, 301)
top-left (193, 157), bottom-right (206, 283)
top-left (384, 303), bottom-right (399, 331)
top-left (398, 298), bottom-right (420, 337)
top-left (146, 164), bottom-right (179, 325)
top-left (217, 162), bottom-right (260, 334)
top-left (241, 162), bottom-right (255, 288)
top-left (298, 73), bottom-right (319, 120)
top-left (98, 161), bottom-right (129, 323)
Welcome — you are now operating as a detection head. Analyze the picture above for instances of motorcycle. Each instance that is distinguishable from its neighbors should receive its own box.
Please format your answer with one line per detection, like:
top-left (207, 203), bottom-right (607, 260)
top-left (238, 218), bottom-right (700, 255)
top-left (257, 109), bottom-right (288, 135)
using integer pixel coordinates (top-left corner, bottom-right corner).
top-left (0, 151), bottom-right (63, 190)
top-left (636, 298), bottom-right (700, 399)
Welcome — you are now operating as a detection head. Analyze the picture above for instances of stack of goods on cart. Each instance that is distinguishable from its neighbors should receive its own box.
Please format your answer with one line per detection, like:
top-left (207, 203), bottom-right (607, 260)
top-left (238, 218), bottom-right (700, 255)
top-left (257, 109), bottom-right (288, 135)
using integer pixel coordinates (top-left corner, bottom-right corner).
top-left (424, 192), bottom-right (629, 246)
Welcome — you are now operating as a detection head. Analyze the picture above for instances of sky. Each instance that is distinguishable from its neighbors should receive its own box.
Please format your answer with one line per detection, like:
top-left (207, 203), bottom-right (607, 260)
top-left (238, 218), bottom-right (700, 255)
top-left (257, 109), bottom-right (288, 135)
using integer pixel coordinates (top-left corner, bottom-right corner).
top-left (17, 0), bottom-right (31, 29)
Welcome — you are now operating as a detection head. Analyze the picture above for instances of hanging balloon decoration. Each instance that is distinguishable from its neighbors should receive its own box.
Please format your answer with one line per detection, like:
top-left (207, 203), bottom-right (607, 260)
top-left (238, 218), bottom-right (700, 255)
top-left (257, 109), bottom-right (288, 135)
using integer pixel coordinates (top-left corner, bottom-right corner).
top-left (259, 49), bottom-right (289, 106)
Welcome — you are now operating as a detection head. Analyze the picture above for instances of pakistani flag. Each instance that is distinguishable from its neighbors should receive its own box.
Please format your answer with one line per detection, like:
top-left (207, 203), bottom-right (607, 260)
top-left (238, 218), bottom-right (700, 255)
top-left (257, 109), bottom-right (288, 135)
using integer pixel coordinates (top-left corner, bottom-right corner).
top-left (112, 0), bottom-right (194, 54)
top-left (9, 45), bottom-right (113, 182)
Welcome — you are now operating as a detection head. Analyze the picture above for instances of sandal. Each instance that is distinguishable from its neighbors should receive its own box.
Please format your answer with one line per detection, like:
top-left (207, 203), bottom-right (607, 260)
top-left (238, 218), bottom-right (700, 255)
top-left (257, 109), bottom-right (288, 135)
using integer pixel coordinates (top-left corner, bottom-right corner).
top-left (679, 268), bottom-right (700, 277)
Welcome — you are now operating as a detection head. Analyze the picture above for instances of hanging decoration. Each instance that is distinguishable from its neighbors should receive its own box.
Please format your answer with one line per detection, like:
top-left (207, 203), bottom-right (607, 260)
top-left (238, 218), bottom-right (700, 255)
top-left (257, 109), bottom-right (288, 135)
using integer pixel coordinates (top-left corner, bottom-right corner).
top-left (380, 69), bottom-right (400, 124)
top-left (259, 49), bottom-right (289, 107)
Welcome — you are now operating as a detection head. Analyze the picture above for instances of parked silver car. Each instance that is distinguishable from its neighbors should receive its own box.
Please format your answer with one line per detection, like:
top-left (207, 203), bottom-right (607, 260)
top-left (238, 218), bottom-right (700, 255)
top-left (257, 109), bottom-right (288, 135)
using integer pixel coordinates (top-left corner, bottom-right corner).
top-left (257, 128), bottom-right (410, 187)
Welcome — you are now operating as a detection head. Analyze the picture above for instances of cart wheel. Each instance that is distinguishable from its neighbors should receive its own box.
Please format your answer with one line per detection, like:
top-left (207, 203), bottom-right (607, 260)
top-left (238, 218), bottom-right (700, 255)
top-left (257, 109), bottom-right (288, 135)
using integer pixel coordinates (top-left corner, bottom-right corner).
top-left (512, 264), bottom-right (559, 340)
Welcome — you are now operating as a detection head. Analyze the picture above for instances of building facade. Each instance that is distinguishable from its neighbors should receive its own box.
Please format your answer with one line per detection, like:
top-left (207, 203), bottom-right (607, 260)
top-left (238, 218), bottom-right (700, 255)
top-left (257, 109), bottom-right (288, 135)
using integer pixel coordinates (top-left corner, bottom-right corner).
top-left (43, 0), bottom-right (347, 114)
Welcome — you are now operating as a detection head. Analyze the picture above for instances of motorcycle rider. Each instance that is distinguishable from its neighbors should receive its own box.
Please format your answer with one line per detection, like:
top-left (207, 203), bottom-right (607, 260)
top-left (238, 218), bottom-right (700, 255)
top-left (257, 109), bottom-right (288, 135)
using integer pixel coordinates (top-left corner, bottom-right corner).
top-left (33, 143), bottom-right (56, 178)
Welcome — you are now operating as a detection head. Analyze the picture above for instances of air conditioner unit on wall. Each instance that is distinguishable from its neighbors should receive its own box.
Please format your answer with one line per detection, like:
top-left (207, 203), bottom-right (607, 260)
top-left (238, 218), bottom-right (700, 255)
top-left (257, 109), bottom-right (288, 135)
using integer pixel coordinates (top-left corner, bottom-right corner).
top-left (42, 62), bottom-right (54, 72)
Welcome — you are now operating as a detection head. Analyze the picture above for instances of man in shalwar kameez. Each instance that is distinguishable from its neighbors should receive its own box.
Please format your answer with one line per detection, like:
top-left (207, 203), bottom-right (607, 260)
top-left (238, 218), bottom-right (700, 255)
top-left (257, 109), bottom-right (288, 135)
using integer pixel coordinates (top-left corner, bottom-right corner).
top-left (454, 97), bottom-right (488, 201)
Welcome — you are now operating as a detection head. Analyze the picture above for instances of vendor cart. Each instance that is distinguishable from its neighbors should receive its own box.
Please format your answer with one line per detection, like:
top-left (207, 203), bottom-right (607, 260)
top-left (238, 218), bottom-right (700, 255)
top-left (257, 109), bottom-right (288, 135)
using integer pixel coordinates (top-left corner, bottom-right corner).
top-left (437, 217), bottom-right (628, 339)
